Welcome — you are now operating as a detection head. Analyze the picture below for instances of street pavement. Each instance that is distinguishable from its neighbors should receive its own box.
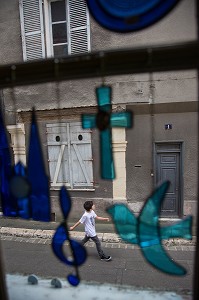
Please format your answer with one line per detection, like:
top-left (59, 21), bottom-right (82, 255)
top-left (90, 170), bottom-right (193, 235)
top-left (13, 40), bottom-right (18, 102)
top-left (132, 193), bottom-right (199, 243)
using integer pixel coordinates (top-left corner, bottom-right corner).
top-left (0, 232), bottom-right (194, 299)
top-left (0, 216), bottom-right (196, 299)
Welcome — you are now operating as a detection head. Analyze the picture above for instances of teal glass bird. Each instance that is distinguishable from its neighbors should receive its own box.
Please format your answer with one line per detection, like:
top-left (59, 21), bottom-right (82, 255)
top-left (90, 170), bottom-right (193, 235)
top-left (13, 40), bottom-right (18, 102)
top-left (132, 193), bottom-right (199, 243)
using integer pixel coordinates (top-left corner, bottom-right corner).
top-left (107, 181), bottom-right (192, 275)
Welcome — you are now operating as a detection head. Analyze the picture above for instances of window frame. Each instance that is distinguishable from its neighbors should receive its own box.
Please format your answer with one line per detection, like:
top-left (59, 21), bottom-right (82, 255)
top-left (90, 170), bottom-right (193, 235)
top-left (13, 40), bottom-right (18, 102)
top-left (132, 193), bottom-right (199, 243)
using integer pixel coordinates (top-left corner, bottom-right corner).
top-left (48, 0), bottom-right (69, 57)
top-left (43, 0), bottom-right (91, 58)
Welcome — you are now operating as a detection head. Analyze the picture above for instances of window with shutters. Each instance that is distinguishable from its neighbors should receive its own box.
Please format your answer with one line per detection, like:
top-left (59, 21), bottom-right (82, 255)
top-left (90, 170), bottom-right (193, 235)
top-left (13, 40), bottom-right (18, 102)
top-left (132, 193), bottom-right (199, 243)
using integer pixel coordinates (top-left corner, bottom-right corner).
top-left (46, 122), bottom-right (94, 190)
top-left (19, 0), bottom-right (91, 60)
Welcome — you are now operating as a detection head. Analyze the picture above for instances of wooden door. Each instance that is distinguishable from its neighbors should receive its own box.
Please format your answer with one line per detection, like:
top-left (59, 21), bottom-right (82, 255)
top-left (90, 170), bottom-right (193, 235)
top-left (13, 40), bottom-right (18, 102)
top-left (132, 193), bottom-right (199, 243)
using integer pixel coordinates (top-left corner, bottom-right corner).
top-left (155, 143), bottom-right (182, 217)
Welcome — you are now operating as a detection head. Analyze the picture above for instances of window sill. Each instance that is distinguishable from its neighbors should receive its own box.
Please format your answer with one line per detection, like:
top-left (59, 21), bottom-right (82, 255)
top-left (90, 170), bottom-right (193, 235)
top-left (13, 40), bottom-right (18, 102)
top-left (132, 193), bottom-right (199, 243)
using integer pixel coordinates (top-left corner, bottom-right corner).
top-left (6, 274), bottom-right (184, 300)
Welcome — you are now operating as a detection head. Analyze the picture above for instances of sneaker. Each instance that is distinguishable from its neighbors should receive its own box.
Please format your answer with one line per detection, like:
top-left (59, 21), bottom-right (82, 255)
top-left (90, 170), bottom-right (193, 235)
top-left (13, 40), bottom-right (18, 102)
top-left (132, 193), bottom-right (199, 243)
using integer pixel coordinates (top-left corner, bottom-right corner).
top-left (100, 255), bottom-right (112, 261)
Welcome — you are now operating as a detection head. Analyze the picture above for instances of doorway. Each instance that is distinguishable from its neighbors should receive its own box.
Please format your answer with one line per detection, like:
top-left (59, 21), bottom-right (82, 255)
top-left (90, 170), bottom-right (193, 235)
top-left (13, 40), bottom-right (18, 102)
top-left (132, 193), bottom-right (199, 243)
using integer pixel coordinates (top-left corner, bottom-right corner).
top-left (155, 142), bottom-right (183, 218)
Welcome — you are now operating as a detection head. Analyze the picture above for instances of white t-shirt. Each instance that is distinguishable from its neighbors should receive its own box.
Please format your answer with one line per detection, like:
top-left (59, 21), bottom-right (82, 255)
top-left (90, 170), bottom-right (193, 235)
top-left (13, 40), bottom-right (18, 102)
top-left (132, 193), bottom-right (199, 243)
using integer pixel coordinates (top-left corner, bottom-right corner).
top-left (80, 210), bottom-right (97, 237)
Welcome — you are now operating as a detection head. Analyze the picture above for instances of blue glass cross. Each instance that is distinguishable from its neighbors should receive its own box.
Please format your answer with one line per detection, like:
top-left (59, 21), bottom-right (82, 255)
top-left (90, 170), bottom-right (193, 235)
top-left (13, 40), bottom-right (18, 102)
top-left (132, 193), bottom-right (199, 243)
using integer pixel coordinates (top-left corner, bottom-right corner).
top-left (82, 85), bottom-right (132, 179)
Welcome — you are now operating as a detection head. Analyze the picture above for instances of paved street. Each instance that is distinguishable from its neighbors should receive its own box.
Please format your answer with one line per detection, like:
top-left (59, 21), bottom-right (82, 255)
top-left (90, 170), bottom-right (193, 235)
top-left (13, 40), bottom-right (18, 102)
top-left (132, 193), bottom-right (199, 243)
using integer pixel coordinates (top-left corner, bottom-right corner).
top-left (0, 234), bottom-right (194, 298)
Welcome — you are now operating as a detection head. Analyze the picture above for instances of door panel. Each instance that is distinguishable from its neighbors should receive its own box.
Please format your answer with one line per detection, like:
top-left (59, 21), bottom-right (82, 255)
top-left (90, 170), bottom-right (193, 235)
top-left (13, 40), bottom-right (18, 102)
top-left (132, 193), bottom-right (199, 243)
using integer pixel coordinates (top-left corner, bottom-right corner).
top-left (155, 144), bottom-right (182, 217)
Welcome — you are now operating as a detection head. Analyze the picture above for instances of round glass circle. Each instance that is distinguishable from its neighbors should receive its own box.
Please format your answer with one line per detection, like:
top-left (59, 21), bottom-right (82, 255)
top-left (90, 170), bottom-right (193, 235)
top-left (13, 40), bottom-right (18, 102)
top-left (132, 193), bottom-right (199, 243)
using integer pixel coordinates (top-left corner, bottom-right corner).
top-left (9, 175), bottom-right (30, 198)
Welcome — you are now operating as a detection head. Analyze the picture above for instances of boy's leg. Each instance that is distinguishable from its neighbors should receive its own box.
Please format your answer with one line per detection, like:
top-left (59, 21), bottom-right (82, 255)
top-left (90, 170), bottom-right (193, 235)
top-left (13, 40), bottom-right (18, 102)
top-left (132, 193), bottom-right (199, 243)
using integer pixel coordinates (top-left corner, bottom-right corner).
top-left (90, 235), bottom-right (104, 257)
top-left (81, 235), bottom-right (90, 245)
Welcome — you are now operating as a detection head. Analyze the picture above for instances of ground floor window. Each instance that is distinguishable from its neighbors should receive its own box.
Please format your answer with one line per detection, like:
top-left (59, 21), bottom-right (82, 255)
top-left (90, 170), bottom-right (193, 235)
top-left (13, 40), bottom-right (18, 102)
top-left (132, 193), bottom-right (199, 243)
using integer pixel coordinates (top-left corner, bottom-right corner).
top-left (46, 122), bottom-right (93, 190)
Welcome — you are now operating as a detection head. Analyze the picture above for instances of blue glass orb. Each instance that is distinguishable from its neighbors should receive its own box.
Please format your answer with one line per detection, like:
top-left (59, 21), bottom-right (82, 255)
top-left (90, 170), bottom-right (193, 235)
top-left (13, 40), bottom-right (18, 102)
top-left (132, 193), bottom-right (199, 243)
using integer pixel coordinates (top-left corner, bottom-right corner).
top-left (86, 0), bottom-right (181, 32)
top-left (67, 274), bottom-right (80, 286)
top-left (98, 0), bottom-right (161, 18)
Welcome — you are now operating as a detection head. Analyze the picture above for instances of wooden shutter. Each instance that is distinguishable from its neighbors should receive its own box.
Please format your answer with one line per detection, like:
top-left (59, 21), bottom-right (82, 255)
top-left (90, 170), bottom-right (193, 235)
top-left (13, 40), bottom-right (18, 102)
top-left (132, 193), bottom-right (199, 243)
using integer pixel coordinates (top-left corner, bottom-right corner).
top-left (68, 0), bottom-right (91, 55)
top-left (69, 123), bottom-right (93, 187)
top-left (46, 124), bottom-right (70, 187)
top-left (46, 123), bottom-right (93, 189)
top-left (19, 0), bottom-right (46, 61)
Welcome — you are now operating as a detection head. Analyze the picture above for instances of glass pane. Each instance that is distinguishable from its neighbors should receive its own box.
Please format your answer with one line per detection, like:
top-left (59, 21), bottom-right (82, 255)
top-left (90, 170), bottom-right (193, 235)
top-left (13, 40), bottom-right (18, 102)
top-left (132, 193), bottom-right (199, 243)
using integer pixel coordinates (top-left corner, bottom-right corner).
top-left (53, 44), bottom-right (68, 57)
top-left (52, 23), bottom-right (67, 44)
top-left (51, 0), bottom-right (66, 22)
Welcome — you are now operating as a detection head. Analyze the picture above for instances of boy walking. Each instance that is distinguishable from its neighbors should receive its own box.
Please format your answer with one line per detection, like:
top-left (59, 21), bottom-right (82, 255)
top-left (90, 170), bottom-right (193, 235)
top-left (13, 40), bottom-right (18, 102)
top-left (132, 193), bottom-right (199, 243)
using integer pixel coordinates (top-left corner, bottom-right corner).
top-left (70, 201), bottom-right (112, 261)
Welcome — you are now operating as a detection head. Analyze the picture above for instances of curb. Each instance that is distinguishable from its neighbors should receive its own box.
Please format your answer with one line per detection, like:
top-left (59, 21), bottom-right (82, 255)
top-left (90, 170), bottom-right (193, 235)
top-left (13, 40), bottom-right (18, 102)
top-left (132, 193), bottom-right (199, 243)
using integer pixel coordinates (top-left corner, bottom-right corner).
top-left (0, 227), bottom-right (122, 243)
top-left (0, 227), bottom-right (196, 246)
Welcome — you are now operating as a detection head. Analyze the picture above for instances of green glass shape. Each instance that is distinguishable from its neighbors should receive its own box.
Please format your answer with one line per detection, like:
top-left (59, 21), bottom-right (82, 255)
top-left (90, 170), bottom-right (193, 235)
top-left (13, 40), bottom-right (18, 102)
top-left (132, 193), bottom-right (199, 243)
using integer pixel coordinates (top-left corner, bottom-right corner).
top-left (100, 129), bottom-right (115, 179)
top-left (107, 181), bottom-right (192, 275)
top-left (138, 182), bottom-right (186, 275)
top-left (96, 86), bottom-right (111, 108)
top-left (82, 115), bottom-right (96, 129)
top-left (108, 203), bottom-right (192, 247)
top-left (160, 216), bottom-right (192, 241)
top-left (107, 204), bottom-right (138, 244)
top-left (82, 85), bottom-right (133, 179)
top-left (110, 112), bottom-right (132, 127)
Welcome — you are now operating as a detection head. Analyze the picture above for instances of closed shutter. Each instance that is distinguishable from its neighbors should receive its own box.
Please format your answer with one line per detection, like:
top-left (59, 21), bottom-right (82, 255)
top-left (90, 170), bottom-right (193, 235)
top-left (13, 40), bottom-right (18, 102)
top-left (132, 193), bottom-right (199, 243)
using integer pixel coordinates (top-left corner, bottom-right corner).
top-left (46, 123), bottom-right (93, 189)
top-left (19, 0), bottom-right (46, 61)
top-left (68, 0), bottom-right (90, 55)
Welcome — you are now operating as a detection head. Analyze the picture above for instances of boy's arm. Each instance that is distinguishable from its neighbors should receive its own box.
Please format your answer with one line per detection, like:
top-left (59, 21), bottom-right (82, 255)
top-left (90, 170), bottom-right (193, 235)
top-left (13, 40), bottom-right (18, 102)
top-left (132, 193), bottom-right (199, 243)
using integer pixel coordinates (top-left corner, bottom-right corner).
top-left (95, 216), bottom-right (109, 222)
top-left (70, 220), bottom-right (81, 231)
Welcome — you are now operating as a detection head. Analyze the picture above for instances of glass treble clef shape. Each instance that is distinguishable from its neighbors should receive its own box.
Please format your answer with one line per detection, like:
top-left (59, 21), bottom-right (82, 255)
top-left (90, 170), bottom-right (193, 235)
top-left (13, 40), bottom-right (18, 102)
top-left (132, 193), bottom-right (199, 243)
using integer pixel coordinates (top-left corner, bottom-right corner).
top-left (52, 186), bottom-right (87, 286)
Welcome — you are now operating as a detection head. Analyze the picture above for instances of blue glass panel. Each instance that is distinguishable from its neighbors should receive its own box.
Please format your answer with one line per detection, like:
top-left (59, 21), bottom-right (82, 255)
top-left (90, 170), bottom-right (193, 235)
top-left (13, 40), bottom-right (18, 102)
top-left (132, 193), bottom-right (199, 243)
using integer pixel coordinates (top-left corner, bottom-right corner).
top-left (98, 0), bottom-right (161, 18)
top-left (17, 197), bottom-right (30, 219)
top-left (0, 109), bottom-right (17, 217)
top-left (10, 162), bottom-right (31, 219)
top-left (100, 129), bottom-right (115, 179)
top-left (52, 186), bottom-right (87, 286)
top-left (67, 274), bottom-right (80, 287)
top-left (59, 186), bottom-right (71, 219)
top-left (27, 110), bottom-right (51, 222)
top-left (86, 0), bottom-right (181, 32)
top-left (52, 224), bottom-right (87, 266)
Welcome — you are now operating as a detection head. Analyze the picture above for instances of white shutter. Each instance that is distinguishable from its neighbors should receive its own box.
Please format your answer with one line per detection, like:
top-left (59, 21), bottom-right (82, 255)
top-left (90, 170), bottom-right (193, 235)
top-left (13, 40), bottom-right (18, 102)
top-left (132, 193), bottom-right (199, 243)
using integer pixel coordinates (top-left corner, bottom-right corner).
top-left (69, 123), bottom-right (93, 187)
top-left (19, 0), bottom-right (46, 61)
top-left (68, 0), bottom-right (91, 55)
top-left (46, 123), bottom-right (93, 189)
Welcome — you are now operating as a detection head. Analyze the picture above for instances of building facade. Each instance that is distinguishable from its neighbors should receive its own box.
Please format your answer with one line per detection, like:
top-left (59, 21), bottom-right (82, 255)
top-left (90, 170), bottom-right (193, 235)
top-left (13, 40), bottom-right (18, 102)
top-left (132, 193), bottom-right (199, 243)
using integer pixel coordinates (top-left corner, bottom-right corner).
top-left (0, 0), bottom-right (198, 225)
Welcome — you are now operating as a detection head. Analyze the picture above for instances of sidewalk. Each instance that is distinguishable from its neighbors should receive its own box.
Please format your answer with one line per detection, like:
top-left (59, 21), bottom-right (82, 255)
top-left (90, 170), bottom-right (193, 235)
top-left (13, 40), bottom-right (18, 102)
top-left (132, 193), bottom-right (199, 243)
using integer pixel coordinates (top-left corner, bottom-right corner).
top-left (0, 216), bottom-right (121, 243)
top-left (0, 216), bottom-right (196, 247)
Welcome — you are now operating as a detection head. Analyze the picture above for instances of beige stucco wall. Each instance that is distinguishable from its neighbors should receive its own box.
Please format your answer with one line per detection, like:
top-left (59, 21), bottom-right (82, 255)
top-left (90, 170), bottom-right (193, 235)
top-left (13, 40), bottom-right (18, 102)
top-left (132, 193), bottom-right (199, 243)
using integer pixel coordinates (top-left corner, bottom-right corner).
top-left (1, 0), bottom-right (198, 112)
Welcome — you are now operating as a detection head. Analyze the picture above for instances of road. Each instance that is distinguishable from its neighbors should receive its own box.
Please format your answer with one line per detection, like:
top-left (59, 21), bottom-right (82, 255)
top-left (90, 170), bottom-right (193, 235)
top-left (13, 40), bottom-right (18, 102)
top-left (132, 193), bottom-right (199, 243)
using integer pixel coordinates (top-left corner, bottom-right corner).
top-left (0, 235), bottom-right (194, 297)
